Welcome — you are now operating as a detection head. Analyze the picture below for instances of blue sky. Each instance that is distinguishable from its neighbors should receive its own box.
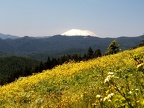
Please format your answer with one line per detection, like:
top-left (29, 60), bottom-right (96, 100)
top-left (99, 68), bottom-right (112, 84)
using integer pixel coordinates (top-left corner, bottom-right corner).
top-left (0, 0), bottom-right (144, 37)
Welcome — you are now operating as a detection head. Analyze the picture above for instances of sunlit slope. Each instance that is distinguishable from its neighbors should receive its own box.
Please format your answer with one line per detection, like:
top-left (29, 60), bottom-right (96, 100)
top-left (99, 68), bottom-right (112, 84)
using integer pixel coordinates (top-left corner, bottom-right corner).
top-left (0, 47), bottom-right (144, 108)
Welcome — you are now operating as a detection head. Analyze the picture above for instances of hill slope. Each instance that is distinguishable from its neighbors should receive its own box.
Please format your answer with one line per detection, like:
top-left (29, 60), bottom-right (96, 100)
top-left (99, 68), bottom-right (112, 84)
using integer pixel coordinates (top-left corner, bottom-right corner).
top-left (0, 47), bottom-right (144, 107)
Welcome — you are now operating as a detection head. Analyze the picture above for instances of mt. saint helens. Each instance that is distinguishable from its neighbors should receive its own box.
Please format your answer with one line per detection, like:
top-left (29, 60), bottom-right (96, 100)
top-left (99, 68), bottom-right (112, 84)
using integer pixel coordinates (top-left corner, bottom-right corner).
top-left (61, 29), bottom-right (97, 36)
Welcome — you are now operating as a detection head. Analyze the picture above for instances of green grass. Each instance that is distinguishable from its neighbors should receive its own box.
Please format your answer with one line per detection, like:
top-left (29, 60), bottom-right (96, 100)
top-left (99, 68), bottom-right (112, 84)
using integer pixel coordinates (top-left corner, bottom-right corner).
top-left (0, 47), bottom-right (144, 108)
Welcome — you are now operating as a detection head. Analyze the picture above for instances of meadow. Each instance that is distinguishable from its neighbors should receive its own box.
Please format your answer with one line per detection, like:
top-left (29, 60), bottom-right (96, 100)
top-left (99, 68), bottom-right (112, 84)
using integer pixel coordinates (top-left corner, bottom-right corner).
top-left (0, 46), bottom-right (144, 108)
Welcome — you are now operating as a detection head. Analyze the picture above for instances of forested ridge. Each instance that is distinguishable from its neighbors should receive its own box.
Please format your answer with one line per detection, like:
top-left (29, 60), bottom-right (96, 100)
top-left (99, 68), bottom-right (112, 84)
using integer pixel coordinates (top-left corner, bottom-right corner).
top-left (0, 35), bottom-right (143, 60)
top-left (0, 56), bottom-right (40, 85)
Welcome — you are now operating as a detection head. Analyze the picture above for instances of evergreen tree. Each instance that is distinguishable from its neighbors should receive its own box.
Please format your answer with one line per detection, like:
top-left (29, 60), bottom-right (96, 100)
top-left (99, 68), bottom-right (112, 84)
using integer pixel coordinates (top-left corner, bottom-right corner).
top-left (94, 49), bottom-right (102, 58)
top-left (44, 56), bottom-right (52, 69)
top-left (83, 54), bottom-right (88, 60)
top-left (60, 55), bottom-right (67, 63)
top-left (72, 54), bottom-right (82, 62)
top-left (38, 61), bottom-right (44, 72)
top-left (105, 40), bottom-right (120, 55)
top-left (63, 55), bottom-right (71, 62)
top-left (87, 47), bottom-right (94, 59)
top-left (51, 58), bottom-right (58, 68)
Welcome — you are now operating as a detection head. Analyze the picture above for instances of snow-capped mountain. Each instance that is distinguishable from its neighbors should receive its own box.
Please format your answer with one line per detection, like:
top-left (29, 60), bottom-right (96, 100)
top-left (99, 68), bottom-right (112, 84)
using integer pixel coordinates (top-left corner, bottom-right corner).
top-left (61, 29), bottom-right (97, 36)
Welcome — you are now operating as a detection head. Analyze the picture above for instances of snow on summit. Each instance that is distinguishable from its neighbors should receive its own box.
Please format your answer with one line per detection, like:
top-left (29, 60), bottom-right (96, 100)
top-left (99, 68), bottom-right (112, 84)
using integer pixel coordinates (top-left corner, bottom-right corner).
top-left (61, 29), bottom-right (97, 36)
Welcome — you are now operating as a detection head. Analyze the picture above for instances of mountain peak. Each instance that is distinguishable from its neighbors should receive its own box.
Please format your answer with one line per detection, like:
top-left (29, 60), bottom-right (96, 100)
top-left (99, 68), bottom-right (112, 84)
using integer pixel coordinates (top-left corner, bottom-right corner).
top-left (61, 29), bottom-right (97, 36)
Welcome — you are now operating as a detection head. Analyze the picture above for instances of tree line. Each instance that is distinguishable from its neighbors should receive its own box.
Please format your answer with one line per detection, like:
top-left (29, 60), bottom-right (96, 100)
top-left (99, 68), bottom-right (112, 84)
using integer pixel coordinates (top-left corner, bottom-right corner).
top-left (34, 47), bottom-right (102, 73)
top-left (35, 40), bottom-right (121, 73)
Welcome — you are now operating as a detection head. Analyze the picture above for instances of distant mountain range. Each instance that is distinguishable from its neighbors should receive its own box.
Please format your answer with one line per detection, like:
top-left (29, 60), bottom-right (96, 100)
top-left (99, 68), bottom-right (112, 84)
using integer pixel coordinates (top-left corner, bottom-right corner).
top-left (0, 33), bottom-right (19, 39)
top-left (0, 33), bottom-right (143, 60)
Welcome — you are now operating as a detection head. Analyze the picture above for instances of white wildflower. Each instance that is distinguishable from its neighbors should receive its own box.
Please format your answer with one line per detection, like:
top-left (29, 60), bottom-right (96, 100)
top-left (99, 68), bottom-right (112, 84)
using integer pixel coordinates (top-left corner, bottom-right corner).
top-left (107, 93), bottom-right (114, 98)
top-left (108, 99), bottom-right (111, 102)
top-left (103, 97), bottom-right (108, 102)
top-left (103, 93), bottom-right (114, 102)
top-left (108, 72), bottom-right (114, 75)
top-left (137, 63), bottom-right (144, 71)
top-left (104, 75), bottom-right (114, 83)
top-left (96, 95), bottom-right (101, 98)
top-left (128, 91), bottom-right (133, 94)
top-left (104, 77), bottom-right (109, 83)
top-left (104, 72), bottom-right (116, 83)
top-left (35, 98), bottom-right (43, 104)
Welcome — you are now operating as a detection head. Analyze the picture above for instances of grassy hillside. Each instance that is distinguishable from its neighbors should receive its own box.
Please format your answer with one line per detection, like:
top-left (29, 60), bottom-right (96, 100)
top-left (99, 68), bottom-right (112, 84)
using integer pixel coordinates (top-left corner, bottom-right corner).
top-left (0, 47), bottom-right (144, 108)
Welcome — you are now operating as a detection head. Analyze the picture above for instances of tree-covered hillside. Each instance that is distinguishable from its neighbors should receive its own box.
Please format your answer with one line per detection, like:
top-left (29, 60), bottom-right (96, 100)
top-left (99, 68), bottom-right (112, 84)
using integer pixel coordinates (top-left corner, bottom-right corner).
top-left (0, 46), bottom-right (143, 107)
top-left (0, 56), bottom-right (39, 85)
top-left (0, 35), bottom-right (143, 60)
